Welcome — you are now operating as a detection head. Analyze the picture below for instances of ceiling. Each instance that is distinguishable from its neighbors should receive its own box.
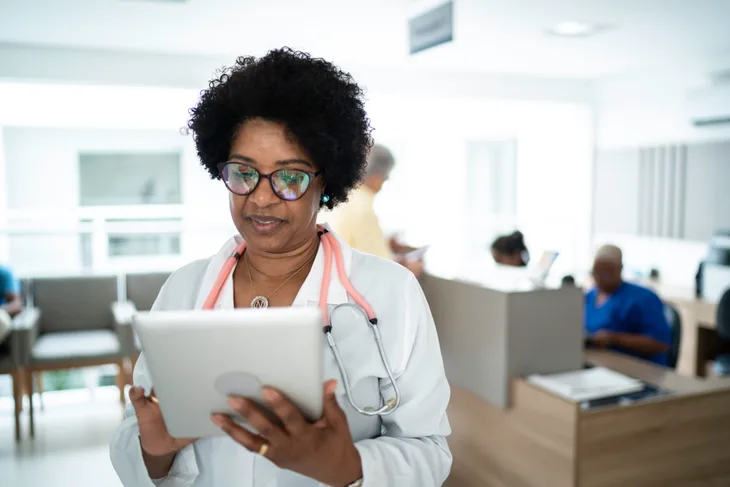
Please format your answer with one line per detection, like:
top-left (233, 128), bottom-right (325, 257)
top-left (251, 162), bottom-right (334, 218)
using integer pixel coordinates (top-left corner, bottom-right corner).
top-left (1, 0), bottom-right (729, 80)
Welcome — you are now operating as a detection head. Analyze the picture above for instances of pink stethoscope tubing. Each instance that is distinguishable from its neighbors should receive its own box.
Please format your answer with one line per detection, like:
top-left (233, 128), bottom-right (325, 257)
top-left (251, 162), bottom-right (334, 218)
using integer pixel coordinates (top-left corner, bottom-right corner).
top-left (201, 225), bottom-right (401, 416)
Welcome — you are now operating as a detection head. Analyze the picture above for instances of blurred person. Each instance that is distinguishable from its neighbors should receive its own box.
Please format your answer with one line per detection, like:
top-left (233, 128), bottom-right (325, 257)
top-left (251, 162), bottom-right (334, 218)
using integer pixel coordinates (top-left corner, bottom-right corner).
top-left (0, 263), bottom-right (22, 351)
top-left (109, 48), bottom-right (451, 487)
top-left (560, 275), bottom-right (576, 288)
top-left (0, 263), bottom-right (23, 318)
top-left (490, 231), bottom-right (529, 267)
top-left (585, 244), bottom-right (671, 365)
top-left (325, 144), bottom-right (424, 277)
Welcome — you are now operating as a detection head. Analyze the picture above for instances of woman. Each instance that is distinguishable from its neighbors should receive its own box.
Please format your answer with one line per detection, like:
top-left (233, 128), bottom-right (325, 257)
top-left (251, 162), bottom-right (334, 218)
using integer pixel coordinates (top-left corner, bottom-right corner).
top-left (490, 231), bottom-right (529, 267)
top-left (109, 49), bottom-right (452, 487)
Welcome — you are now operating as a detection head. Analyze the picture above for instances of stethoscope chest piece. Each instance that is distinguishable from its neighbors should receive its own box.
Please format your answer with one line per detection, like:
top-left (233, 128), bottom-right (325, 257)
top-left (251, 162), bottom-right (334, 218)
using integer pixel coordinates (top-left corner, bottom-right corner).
top-left (325, 303), bottom-right (401, 416)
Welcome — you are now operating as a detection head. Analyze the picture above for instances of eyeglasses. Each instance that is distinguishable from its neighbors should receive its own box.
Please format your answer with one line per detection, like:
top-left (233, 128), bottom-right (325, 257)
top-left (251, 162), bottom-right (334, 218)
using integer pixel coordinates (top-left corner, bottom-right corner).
top-left (218, 162), bottom-right (321, 201)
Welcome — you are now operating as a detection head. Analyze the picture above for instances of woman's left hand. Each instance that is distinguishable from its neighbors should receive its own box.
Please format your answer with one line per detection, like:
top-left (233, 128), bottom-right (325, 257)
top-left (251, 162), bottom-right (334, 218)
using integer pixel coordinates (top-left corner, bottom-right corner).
top-left (212, 379), bottom-right (363, 487)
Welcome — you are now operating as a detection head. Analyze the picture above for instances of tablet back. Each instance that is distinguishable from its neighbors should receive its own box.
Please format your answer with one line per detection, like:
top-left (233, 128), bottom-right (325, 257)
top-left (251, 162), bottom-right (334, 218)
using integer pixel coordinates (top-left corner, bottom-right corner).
top-left (133, 307), bottom-right (324, 438)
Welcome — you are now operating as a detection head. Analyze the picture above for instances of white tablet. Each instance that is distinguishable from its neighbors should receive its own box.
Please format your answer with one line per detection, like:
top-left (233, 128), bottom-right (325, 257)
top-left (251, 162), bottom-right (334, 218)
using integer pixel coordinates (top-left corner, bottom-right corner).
top-left (133, 307), bottom-right (324, 438)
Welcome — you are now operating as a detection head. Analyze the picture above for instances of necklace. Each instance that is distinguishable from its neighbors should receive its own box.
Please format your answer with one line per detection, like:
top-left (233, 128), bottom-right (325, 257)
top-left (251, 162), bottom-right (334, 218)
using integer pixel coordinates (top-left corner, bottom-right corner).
top-left (244, 251), bottom-right (316, 309)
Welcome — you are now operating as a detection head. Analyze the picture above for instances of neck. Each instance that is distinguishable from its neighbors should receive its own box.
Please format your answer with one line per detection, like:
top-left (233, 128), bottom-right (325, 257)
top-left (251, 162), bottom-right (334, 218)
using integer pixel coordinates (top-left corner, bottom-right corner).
top-left (244, 232), bottom-right (320, 284)
top-left (599, 281), bottom-right (623, 296)
top-left (362, 179), bottom-right (379, 194)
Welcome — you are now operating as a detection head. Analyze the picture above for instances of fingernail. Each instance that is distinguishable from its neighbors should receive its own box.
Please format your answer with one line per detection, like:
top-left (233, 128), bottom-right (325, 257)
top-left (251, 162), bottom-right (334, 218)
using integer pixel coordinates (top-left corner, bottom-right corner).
top-left (262, 389), bottom-right (278, 402)
top-left (228, 397), bottom-right (246, 411)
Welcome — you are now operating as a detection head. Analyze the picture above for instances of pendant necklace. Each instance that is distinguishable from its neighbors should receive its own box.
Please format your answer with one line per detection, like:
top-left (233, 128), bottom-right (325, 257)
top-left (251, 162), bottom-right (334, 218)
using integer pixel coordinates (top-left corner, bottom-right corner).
top-left (244, 252), bottom-right (315, 309)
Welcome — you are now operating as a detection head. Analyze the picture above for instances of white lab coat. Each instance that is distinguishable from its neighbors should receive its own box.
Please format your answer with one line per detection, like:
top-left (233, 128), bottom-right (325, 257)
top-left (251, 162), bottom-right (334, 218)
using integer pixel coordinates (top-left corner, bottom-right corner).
top-left (109, 230), bottom-right (452, 487)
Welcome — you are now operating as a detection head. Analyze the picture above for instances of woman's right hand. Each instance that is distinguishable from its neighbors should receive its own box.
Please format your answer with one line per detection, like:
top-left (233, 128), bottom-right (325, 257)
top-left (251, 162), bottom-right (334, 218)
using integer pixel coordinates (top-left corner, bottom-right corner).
top-left (129, 386), bottom-right (196, 457)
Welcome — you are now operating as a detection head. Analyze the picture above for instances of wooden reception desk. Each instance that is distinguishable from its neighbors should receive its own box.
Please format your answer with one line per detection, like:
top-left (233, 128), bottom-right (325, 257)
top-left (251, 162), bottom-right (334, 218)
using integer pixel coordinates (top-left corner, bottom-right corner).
top-left (642, 282), bottom-right (726, 377)
top-left (420, 273), bottom-right (730, 487)
top-left (445, 351), bottom-right (730, 487)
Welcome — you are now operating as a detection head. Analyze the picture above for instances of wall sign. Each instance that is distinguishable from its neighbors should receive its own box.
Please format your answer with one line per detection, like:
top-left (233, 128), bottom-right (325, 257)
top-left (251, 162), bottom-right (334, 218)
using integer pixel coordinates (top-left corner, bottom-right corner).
top-left (408, 1), bottom-right (454, 55)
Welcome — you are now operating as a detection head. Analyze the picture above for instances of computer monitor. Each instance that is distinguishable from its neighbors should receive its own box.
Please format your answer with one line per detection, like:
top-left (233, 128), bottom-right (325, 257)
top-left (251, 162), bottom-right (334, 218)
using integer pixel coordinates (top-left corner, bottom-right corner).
top-left (530, 251), bottom-right (559, 286)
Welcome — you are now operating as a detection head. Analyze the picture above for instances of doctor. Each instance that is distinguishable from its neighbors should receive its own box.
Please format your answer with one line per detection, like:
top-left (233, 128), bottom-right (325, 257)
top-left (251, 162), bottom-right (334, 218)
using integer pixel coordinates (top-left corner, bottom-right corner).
top-left (109, 48), bottom-right (452, 487)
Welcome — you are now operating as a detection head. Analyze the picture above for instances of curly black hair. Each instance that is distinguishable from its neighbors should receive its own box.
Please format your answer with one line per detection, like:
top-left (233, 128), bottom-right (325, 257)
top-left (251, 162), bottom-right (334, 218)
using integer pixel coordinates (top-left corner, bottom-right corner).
top-left (187, 48), bottom-right (373, 209)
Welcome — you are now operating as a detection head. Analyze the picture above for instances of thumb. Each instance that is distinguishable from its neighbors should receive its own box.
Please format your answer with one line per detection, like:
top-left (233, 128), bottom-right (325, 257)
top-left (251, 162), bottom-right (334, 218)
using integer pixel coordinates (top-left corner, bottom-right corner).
top-left (129, 386), bottom-right (148, 412)
top-left (322, 379), bottom-right (344, 423)
top-left (129, 386), bottom-right (158, 413)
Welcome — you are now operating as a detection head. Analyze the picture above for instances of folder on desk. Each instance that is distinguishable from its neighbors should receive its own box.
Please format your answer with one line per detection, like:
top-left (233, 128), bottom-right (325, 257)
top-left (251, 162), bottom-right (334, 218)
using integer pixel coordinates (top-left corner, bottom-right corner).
top-left (527, 367), bottom-right (645, 402)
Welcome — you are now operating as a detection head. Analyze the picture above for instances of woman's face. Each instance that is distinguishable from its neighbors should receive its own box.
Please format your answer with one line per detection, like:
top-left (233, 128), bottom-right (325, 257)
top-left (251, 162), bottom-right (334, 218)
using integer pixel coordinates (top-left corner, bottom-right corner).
top-left (491, 249), bottom-right (522, 267)
top-left (226, 118), bottom-right (324, 254)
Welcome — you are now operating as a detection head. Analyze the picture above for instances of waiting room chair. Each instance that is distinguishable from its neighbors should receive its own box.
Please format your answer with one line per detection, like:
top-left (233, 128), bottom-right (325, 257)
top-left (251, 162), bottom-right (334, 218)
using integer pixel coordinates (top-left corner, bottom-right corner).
top-left (664, 303), bottom-right (682, 369)
top-left (124, 272), bottom-right (170, 313)
top-left (112, 272), bottom-right (170, 375)
top-left (18, 275), bottom-right (133, 437)
top-left (711, 288), bottom-right (730, 376)
top-left (0, 308), bottom-right (38, 442)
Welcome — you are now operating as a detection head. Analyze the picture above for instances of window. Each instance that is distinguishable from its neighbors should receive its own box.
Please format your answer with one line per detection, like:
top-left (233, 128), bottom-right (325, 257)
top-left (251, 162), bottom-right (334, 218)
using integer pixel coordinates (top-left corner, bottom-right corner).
top-left (107, 218), bottom-right (182, 257)
top-left (76, 152), bottom-right (184, 265)
top-left (465, 140), bottom-right (518, 250)
top-left (78, 152), bottom-right (182, 206)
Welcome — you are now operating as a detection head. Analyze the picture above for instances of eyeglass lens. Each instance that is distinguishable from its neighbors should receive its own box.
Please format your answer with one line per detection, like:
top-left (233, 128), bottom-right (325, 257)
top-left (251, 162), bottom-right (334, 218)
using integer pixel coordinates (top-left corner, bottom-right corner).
top-left (221, 163), bottom-right (312, 201)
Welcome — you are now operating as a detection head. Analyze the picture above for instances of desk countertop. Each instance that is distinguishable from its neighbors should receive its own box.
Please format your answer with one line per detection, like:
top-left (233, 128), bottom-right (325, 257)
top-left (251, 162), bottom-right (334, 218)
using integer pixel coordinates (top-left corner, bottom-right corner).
top-left (585, 349), bottom-right (730, 396)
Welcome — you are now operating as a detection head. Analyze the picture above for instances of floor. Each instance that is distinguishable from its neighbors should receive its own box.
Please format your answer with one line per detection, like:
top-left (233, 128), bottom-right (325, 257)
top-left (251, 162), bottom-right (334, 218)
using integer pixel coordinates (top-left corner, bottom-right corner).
top-left (0, 386), bottom-right (125, 487)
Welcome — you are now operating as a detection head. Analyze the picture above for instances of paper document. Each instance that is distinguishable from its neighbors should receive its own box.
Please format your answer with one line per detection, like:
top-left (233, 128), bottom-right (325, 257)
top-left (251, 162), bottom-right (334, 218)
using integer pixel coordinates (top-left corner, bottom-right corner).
top-left (404, 246), bottom-right (429, 261)
top-left (527, 367), bottom-right (644, 402)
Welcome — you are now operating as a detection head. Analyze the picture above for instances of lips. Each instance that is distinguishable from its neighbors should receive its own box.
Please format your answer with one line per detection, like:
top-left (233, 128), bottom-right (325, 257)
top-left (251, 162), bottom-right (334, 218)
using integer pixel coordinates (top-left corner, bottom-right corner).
top-left (246, 215), bottom-right (286, 235)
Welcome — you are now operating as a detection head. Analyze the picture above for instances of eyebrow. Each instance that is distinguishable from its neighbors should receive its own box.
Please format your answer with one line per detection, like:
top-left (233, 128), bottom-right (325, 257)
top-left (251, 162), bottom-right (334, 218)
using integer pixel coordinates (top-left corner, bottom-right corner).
top-left (229, 154), bottom-right (315, 169)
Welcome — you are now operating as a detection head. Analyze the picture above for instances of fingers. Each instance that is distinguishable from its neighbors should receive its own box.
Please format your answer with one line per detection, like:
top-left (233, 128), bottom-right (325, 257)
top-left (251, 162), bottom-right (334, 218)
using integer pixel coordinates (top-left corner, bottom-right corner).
top-left (129, 386), bottom-right (157, 411)
top-left (322, 379), bottom-right (345, 425)
top-left (211, 414), bottom-right (267, 454)
top-left (263, 388), bottom-right (307, 436)
top-left (227, 397), bottom-right (286, 443)
top-left (323, 379), bottom-right (338, 397)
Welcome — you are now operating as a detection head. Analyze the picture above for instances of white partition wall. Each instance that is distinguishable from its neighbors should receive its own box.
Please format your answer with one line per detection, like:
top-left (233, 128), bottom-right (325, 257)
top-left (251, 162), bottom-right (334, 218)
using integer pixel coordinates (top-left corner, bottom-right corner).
top-left (422, 274), bottom-right (584, 408)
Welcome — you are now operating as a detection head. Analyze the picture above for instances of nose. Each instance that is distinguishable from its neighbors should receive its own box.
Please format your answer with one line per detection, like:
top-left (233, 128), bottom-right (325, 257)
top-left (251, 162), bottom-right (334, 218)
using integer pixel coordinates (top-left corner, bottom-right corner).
top-left (248, 176), bottom-right (280, 207)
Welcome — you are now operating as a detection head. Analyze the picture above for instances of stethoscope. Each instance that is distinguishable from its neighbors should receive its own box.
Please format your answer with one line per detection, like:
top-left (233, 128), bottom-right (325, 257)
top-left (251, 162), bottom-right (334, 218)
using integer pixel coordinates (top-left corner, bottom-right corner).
top-left (201, 225), bottom-right (401, 417)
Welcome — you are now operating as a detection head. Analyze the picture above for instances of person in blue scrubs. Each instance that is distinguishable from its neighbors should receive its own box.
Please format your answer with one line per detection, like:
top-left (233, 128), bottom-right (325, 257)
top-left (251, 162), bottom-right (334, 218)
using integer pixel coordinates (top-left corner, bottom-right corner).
top-left (585, 245), bottom-right (671, 365)
top-left (0, 264), bottom-right (23, 318)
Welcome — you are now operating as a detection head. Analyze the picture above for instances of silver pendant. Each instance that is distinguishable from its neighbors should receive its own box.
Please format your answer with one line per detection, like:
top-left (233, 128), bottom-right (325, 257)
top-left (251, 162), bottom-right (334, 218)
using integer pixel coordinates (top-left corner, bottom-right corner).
top-left (251, 296), bottom-right (269, 309)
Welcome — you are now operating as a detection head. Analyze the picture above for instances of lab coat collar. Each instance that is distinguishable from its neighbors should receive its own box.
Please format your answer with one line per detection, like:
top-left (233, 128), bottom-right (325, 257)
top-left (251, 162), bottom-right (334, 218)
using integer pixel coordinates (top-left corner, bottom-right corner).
top-left (193, 223), bottom-right (352, 310)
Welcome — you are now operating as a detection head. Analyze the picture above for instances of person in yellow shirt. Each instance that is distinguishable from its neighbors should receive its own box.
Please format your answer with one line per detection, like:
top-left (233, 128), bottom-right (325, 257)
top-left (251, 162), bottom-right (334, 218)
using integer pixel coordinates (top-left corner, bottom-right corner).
top-left (324, 144), bottom-right (424, 276)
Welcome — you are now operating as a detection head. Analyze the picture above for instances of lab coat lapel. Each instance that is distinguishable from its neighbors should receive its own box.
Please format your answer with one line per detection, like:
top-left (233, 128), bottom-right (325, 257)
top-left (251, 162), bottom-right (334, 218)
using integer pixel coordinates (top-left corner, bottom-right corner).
top-left (194, 235), bottom-right (242, 310)
top-left (293, 225), bottom-right (351, 308)
top-left (195, 227), bottom-right (352, 311)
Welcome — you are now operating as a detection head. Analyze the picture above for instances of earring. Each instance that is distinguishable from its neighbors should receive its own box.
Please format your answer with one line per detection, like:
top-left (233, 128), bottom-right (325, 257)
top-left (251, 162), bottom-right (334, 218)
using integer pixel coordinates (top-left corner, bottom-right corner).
top-left (321, 194), bottom-right (330, 204)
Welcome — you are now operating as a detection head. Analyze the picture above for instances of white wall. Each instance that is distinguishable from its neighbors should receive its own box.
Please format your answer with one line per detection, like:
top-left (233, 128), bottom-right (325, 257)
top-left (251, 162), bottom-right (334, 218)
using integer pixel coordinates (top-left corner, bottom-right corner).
top-left (592, 233), bottom-right (705, 286)
top-left (0, 128), bottom-right (8, 261)
top-left (0, 81), bottom-right (236, 274)
top-left (0, 77), bottom-right (595, 277)
top-left (0, 44), bottom-right (595, 104)
top-left (365, 95), bottom-right (594, 276)
top-left (2, 126), bottom-right (233, 275)
top-left (593, 70), bottom-right (729, 286)
top-left (596, 72), bottom-right (730, 149)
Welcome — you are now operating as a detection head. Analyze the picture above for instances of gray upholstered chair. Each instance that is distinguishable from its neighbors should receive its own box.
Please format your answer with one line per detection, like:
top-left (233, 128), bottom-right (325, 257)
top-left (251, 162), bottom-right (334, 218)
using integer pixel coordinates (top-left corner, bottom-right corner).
top-left (112, 272), bottom-right (170, 360)
top-left (0, 351), bottom-right (21, 442)
top-left (21, 275), bottom-right (132, 437)
top-left (125, 272), bottom-right (170, 313)
top-left (0, 307), bottom-right (40, 441)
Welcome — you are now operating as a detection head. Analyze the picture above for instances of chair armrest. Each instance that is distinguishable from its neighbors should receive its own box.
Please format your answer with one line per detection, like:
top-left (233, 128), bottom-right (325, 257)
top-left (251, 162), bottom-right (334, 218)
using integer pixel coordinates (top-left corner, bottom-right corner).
top-left (112, 301), bottom-right (138, 356)
top-left (112, 300), bottom-right (138, 325)
top-left (11, 307), bottom-right (41, 366)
